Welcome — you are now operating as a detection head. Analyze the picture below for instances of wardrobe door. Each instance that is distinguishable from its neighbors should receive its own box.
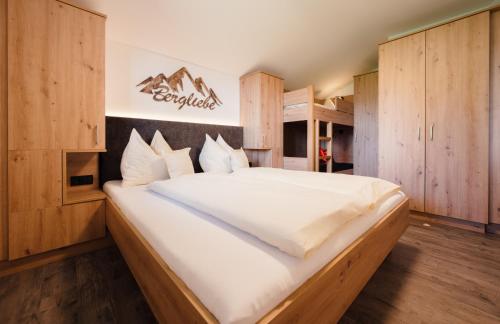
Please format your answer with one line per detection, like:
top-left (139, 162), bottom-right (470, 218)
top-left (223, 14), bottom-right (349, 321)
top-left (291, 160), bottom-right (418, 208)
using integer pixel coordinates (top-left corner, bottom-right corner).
top-left (8, 150), bottom-right (62, 214)
top-left (0, 0), bottom-right (6, 261)
top-left (53, 1), bottom-right (105, 150)
top-left (353, 72), bottom-right (378, 177)
top-left (260, 73), bottom-right (284, 168)
top-left (490, 10), bottom-right (500, 225)
top-left (425, 12), bottom-right (489, 223)
top-left (9, 200), bottom-right (105, 260)
top-left (7, 0), bottom-right (59, 150)
top-left (378, 33), bottom-right (426, 211)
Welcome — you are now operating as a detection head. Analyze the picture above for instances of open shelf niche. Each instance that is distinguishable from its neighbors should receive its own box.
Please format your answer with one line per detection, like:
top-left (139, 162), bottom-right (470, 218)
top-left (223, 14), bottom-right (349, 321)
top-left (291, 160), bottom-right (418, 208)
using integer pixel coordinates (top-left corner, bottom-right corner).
top-left (62, 149), bottom-right (106, 205)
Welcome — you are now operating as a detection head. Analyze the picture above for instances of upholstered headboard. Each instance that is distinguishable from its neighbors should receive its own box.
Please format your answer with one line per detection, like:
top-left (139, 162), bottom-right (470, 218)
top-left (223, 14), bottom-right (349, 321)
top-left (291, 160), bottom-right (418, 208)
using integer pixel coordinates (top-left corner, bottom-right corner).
top-left (100, 116), bottom-right (243, 184)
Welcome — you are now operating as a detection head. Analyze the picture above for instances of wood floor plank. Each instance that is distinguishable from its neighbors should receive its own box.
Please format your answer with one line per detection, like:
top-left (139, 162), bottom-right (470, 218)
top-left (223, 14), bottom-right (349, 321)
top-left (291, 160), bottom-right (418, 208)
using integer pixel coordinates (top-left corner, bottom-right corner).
top-left (0, 215), bottom-right (498, 323)
top-left (341, 219), bottom-right (500, 324)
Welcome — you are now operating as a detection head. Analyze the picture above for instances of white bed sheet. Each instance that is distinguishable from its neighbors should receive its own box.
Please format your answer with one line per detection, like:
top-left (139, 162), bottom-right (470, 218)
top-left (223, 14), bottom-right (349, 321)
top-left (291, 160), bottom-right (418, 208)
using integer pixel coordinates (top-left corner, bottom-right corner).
top-left (104, 180), bottom-right (406, 324)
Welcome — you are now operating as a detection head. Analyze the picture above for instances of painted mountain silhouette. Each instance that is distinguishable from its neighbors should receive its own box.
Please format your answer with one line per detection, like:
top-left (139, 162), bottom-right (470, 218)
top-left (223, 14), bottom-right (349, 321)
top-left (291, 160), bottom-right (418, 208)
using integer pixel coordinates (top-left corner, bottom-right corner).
top-left (137, 67), bottom-right (222, 106)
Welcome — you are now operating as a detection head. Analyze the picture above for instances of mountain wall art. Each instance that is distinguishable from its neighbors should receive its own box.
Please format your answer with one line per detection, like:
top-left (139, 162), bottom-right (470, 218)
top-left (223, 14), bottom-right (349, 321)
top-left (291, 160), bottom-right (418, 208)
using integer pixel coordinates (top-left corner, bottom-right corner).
top-left (137, 67), bottom-right (222, 110)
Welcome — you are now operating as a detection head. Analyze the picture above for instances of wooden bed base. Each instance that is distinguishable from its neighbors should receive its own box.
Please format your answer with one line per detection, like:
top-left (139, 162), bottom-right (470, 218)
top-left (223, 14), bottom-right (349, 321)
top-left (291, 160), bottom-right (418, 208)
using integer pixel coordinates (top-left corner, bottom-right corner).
top-left (106, 196), bottom-right (409, 323)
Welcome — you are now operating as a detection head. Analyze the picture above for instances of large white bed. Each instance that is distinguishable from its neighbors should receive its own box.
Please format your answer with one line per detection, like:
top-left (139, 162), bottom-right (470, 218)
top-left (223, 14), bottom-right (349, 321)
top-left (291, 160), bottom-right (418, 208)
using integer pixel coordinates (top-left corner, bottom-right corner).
top-left (104, 174), bottom-right (405, 324)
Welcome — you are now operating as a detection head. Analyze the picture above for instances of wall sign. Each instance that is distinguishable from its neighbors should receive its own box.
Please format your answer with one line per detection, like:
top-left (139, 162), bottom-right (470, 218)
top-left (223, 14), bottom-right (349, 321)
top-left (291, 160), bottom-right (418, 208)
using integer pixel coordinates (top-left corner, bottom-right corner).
top-left (137, 67), bottom-right (223, 110)
top-left (106, 41), bottom-right (239, 126)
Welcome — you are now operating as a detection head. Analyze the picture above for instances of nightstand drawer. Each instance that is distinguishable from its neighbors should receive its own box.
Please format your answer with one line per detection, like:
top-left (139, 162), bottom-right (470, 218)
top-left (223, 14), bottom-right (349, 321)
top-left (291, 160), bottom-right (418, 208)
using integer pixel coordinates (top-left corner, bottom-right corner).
top-left (9, 200), bottom-right (106, 260)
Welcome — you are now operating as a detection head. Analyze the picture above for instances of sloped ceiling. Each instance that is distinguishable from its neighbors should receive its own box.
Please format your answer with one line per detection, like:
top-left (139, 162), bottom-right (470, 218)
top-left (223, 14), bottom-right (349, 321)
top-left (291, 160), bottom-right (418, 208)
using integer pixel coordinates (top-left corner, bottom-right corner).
top-left (73, 0), bottom-right (495, 98)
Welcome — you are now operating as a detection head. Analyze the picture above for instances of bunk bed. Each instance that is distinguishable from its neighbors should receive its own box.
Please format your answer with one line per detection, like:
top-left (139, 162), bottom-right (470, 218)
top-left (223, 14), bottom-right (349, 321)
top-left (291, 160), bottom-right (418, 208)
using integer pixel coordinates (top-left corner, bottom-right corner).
top-left (283, 85), bottom-right (354, 173)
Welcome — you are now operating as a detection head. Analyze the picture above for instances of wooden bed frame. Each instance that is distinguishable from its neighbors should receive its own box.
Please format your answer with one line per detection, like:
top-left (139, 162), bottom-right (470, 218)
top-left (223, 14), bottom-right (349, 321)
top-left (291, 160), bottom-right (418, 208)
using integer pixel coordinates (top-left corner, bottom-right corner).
top-left (106, 195), bottom-right (409, 323)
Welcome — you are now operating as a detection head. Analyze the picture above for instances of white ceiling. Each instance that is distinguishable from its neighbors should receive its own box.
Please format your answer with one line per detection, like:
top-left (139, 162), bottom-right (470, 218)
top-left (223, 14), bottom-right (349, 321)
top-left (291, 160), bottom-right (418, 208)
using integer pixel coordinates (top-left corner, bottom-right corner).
top-left (74, 0), bottom-right (495, 98)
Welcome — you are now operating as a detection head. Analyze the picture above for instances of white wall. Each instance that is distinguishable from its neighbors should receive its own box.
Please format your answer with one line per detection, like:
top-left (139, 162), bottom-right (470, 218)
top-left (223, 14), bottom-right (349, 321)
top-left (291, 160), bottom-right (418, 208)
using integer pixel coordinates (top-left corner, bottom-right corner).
top-left (106, 41), bottom-right (240, 126)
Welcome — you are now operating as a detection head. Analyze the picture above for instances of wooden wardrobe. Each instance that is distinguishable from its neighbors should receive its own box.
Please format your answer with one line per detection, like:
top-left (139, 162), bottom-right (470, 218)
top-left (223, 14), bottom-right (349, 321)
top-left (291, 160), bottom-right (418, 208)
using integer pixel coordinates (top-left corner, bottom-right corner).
top-left (491, 9), bottom-right (500, 226)
top-left (353, 71), bottom-right (378, 177)
top-left (0, 0), bottom-right (107, 262)
top-left (379, 12), bottom-right (490, 224)
top-left (240, 71), bottom-right (284, 168)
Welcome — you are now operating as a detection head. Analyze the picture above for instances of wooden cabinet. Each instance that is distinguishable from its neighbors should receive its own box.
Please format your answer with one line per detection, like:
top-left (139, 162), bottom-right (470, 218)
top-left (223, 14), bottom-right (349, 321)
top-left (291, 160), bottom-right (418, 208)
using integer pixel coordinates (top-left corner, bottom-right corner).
top-left (378, 12), bottom-right (490, 224)
top-left (353, 72), bottom-right (378, 177)
top-left (9, 200), bottom-right (106, 260)
top-left (240, 71), bottom-right (284, 167)
top-left (425, 12), bottom-right (490, 223)
top-left (55, 1), bottom-right (105, 150)
top-left (2, 0), bottom-right (107, 260)
top-left (8, 150), bottom-right (62, 213)
top-left (378, 32), bottom-right (426, 212)
top-left (7, 0), bottom-right (105, 150)
top-left (490, 10), bottom-right (500, 225)
top-left (0, 0), bottom-right (6, 261)
top-left (7, 0), bottom-right (59, 150)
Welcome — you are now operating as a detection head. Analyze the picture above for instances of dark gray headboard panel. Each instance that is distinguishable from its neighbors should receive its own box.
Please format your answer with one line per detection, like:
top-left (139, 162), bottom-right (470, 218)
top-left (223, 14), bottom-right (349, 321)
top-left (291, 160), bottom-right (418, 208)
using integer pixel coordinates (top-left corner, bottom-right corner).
top-left (100, 116), bottom-right (243, 184)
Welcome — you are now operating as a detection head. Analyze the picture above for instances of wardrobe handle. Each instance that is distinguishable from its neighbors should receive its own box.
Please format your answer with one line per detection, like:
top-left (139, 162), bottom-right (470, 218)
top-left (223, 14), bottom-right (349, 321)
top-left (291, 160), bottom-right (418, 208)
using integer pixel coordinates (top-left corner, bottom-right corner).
top-left (354, 131), bottom-right (357, 143)
top-left (430, 123), bottom-right (434, 141)
top-left (95, 125), bottom-right (99, 145)
top-left (417, 127), bottom-right (421, 141)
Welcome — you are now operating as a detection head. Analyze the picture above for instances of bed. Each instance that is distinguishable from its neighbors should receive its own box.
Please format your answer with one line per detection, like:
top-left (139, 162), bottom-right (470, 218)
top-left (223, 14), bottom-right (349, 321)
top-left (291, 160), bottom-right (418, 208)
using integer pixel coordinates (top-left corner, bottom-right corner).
top-left (101, 116), bottom-right (410, 324)
top-left (283, 86), bottom-right (354, 173)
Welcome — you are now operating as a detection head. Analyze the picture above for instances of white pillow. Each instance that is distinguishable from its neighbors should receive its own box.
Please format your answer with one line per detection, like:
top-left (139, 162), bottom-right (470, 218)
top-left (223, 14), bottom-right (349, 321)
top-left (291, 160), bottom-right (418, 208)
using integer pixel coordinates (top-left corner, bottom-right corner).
top-left (230, 148), bottom-right (250, 171)
top-left (162, 148), bottom-right (194, 178)
top-left (150, 130), bottom-right (173, 156)
top-left (216, 134), bottom-right (233, 153)
top-left (120, 129), bottom-right (168, 186)
top-left (217, 134), bottom-right (249, 171)
top-left (199, 134), bottom-right (232, 173)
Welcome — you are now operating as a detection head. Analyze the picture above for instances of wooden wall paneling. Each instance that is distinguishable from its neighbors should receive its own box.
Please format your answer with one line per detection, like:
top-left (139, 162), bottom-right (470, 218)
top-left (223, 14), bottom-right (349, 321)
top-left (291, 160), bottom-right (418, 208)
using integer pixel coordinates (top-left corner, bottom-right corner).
top-left (7, 0), bottom-right (59, 150)
top-left (9, 200), bottom-right (105, 260)
top-left (54, 1), bottom-right (105, 150)
top-left (353, 72), bottom-right (378, 177)
top-left (8, 150), bottom-right (62, 213)
top-left (0, 0), bottom-right (6, 261)
top-left (425, 12), bottom-right (489, 223)
top-left (378, 32), bottom-right (426, 212)
top-left (490, 10), bottom-right (500, 224)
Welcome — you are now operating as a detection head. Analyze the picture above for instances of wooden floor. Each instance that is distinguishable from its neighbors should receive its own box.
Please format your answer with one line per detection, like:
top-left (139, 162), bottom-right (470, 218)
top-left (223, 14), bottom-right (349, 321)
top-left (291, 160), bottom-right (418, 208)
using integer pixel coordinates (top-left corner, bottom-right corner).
top-left (0, 218), bottom-right (499, 324)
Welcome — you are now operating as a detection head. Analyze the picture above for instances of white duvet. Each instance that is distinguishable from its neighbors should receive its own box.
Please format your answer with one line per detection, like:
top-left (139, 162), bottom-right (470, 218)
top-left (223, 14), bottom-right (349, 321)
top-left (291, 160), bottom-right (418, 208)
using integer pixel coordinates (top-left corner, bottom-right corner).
top-left (149, 168), bottom-right (399, 258)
